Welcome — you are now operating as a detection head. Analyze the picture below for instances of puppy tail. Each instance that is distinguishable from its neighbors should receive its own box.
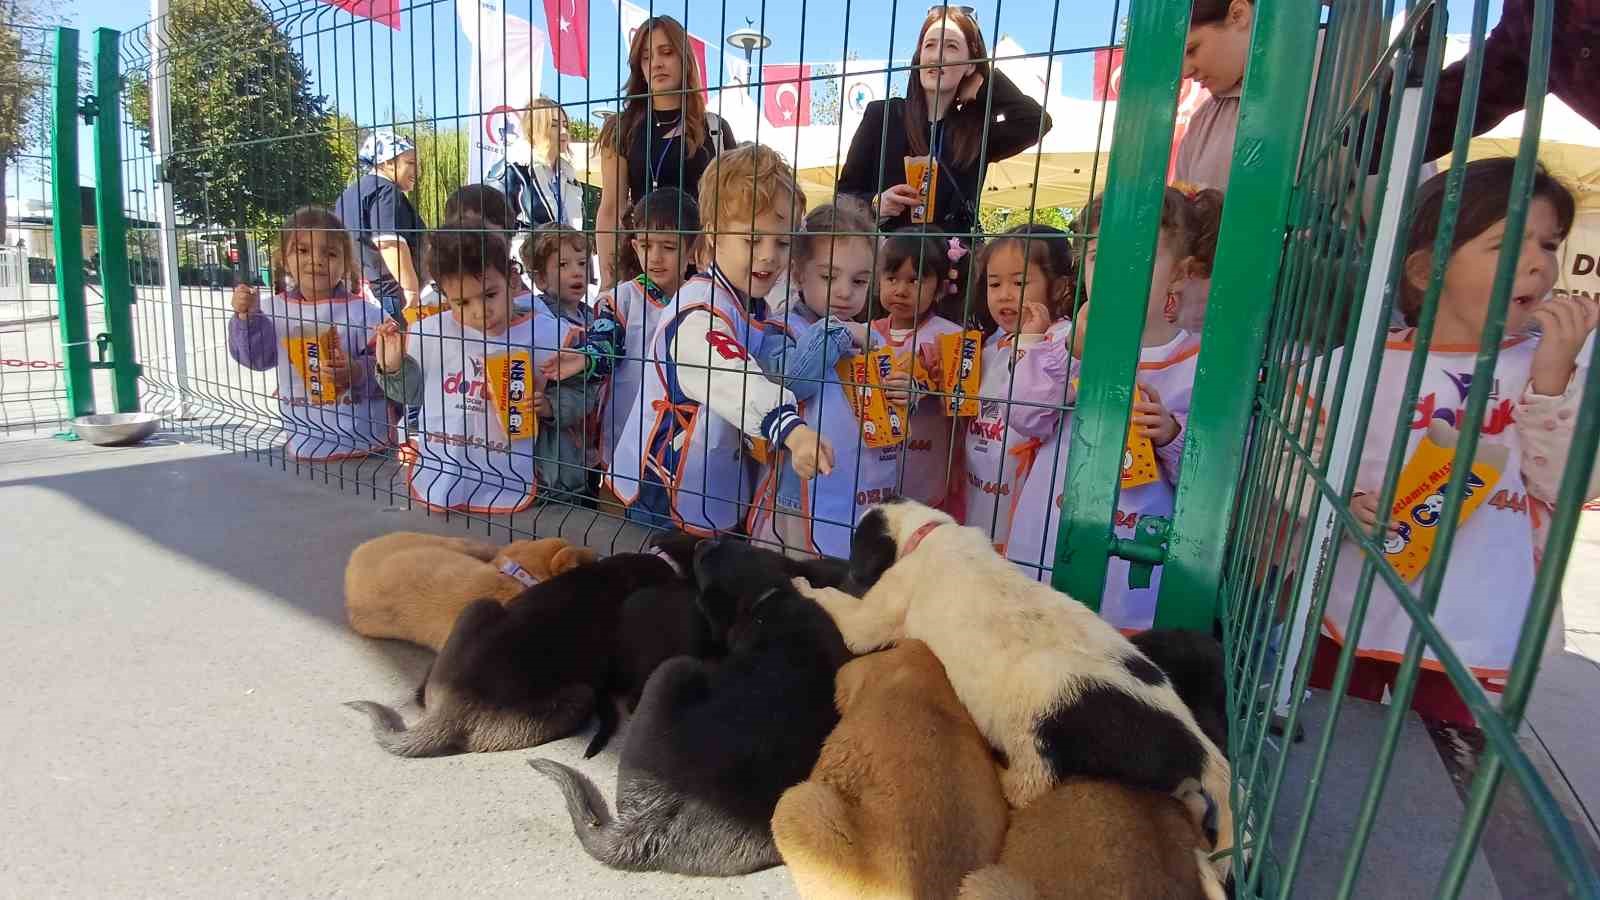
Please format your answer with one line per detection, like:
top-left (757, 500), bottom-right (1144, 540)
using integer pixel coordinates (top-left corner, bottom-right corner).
top-left (527, 758), bottom-right (629, 865)
top-left (343, 700), bottom-right (459, 757)
top-left (958, 865), bottom-right (1037, 900)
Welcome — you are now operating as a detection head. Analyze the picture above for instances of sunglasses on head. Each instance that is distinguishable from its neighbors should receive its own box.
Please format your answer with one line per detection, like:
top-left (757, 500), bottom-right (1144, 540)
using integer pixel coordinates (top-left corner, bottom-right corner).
top-left (927, 4), bottom-right (976, 17)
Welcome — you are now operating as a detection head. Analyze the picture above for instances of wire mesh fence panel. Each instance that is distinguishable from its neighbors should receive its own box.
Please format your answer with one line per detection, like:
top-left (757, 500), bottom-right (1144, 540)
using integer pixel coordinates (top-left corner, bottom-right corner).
top-left (0, 23), bottom-right (74, 436)
top-left (57, 0), bottom-right (1600, 893)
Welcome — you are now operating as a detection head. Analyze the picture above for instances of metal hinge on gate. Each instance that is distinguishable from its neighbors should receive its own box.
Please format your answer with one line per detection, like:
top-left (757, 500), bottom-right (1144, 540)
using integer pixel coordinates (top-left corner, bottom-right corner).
top-left (1109, 515), bottom-right (1171, 590)
top-left (78, 94), bottom-right (99, 124)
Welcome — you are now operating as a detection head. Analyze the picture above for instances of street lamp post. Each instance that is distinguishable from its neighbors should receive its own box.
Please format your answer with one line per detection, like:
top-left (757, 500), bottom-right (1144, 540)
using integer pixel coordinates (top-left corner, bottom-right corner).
top-left (725, 19), bottom-right (770, 99)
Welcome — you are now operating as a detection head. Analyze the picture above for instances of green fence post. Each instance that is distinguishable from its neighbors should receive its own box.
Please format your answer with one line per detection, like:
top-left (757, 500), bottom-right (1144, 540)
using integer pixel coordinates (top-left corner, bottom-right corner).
top-left (91, 27), bottom-right (140, 413)
top-left (50, 26), bottom-right (93, 426)
top-left (1050, 3), bottom-right (1186, 606)
top-left (1157, 0), bottom-right (1322, 629)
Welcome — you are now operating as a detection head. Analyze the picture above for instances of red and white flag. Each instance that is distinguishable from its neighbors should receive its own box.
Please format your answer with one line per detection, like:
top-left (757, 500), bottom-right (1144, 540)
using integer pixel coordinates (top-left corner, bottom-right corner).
top-left (761, 64), bottom-right (811, 128)
top-left (458, 0), bottom-right (547, 177)
top-left (543, 0), bottom-right (589, 77)
top-left (1091, 47), bottom-right (1209, 179)
top-left (321, 0), bottom-right (401, 30)
top-left (618, 0), bottom-right (710, 100)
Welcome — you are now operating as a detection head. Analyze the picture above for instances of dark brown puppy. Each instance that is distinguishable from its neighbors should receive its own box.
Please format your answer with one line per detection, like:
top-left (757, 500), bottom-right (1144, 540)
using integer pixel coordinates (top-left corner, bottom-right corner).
top-left (346, 535), bottom-right (699, 758)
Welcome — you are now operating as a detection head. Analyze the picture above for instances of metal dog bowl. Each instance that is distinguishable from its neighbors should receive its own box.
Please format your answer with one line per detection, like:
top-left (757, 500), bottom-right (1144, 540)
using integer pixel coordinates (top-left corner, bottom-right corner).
top-left (71, 412), bottom-right (161, 446)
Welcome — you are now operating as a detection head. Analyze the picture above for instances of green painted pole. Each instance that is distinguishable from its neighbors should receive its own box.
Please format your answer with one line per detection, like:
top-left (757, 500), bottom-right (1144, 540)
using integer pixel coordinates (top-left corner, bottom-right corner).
top-left (1050, 4), bottom-right (1186, 607)
top-left (91, 28), bottom-right (140, 413)
top-left (50, 27), bottom-right (93, 423)
top-left (1157, 0), bottom-right (1322, 629)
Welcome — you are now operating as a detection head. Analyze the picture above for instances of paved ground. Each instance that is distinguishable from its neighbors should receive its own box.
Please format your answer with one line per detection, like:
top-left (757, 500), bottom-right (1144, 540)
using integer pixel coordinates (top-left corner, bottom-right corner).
top-left (1, 434), bottom-right (1596, 897)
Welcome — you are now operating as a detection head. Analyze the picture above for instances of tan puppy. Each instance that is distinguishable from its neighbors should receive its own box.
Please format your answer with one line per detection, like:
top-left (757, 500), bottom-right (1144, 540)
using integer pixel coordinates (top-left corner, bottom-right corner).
top-left (345, 532), bottom-right (595, 650)
top-left (774, 640), bottom-right (1008, 899)
top-left (796, 500), bottom-right (1234, 875)
top-left (960, 779), bottom-right (1225, 900)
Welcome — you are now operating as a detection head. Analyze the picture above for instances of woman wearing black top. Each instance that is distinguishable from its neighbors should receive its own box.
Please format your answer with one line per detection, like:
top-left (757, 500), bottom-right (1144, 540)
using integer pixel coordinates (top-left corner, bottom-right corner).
top-left (595, 14), bottom-right (736, 285)
top-left (837, 7), bottom-right (1050, 238)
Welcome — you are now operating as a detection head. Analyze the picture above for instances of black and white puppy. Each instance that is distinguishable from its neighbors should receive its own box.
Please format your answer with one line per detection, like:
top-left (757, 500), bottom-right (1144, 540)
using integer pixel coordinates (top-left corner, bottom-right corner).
top-left (795, 499), bottom-right (1236, 872)
top-left (346, 534), bottom-right (699, 758)
top-left (529, 540), bottom-right (854, 875)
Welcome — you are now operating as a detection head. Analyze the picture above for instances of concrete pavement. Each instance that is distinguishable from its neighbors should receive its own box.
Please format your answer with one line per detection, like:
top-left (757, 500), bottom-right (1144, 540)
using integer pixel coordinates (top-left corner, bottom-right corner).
top-left (1, 434), bottom-right (1596, 897)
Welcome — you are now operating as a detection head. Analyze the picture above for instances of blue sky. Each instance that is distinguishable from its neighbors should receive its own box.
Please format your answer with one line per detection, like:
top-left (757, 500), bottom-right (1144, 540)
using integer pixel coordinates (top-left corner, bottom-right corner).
top-left (41, 0), bottom-right (1504, 202)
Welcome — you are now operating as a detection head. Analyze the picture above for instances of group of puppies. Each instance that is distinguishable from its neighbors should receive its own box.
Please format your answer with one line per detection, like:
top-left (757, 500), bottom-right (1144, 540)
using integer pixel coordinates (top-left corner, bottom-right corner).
top-left (342, 500), bottom-right (1234, 899)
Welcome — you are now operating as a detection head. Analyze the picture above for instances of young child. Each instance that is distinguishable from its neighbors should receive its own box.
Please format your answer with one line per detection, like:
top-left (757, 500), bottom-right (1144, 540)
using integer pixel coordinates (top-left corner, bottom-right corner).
top-left (1007, 187), bottom-right (1223, 632)
top-left (1301, 159), bottom-right (1592, 726)
top-left (228, 206), bottom-right (389, 462)
top-left (963, 225), bottom-right (1076, 554)
top-left (748, 199), bottom-right (883, 557)
top-left (871, 227), bottom-right (967, 510)
top-left (596, 189), bottom-right (700, 484)
top-left (523, 223), bottom-right (595, 331)
top-left (609, 143), bottom-right (833, 534)
top-left (373, 224), bottom-right (592, 511)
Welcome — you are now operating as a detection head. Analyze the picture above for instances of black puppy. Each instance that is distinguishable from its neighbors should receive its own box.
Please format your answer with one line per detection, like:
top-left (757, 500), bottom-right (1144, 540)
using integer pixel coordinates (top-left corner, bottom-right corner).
top-left (1129, 628), bottom-right (1229, 753)
top-left (346, 535), bottom-right (699, 758)
top-left (530, 541), bottom-right (854, 875)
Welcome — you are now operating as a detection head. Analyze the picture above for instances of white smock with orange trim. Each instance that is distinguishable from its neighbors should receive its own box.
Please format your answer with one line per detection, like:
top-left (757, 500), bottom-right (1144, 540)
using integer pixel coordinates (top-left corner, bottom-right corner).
top-left (261, 288), bottom-right (390, 462)
top-left (871, 315), bottom-right (965, 509)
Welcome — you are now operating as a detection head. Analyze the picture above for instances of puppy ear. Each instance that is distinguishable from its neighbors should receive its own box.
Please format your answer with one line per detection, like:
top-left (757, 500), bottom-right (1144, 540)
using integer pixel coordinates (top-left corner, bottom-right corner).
top-left (848, 509), bottom-right (898, 591)
top-left (550, 546), bottom-right (597, 575)
top-left (694, 584), bottom-right (739, 639)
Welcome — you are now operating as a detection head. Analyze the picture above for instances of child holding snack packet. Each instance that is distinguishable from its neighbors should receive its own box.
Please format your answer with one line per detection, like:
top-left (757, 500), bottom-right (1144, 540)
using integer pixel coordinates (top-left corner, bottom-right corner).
top-left (1297, 160), bottom-right (1593, 726)
top-left (1006, 187), bottom-right (1222, 631)
top-left (609, 143), bottom-right (833, 533)
top-left (228, 206), bottom-right (389, 462)
top-left (868, 227), bottom-right (974, 511)
top-left (963, 225), bottom-right (1076, 554)
top-left (748, 199), bottom-right (888, 557)
top-left (374, 224), bottom-right (591, 511)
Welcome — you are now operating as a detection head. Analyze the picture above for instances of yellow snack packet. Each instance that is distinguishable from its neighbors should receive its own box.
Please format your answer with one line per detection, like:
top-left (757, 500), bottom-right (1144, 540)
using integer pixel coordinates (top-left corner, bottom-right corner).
top-left (837, 350), bottom-right (907, 449)
top-left (1381, 420), bottom-right (1508, 583)
top-left (1121, 386), bottom-right (1159, 489)
top-left (485, 350), bottom-right (539, 440)
top-left (939, 329), bottom-right (983, 417)
top-left (403, 303), bottom-right (445, 326)
top-left (904, 155), bottom-right (939, 225)
top-left (287, 325), bottom-right (341, 405)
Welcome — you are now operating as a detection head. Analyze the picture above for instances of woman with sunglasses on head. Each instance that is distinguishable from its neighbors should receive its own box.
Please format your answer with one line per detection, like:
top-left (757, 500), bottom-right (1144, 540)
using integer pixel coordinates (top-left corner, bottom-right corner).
top-left (594, 14), bottom-right (737, 287)
top-left (837, 5), bottom-right (1051, 240)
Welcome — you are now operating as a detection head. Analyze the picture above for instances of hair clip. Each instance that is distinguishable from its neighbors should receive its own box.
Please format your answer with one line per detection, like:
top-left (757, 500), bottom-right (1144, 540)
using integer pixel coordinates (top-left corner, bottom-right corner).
top-left (946, 237), bottom-right (969, 264)
top-left (1168, 179), bottom-right (1205, 202)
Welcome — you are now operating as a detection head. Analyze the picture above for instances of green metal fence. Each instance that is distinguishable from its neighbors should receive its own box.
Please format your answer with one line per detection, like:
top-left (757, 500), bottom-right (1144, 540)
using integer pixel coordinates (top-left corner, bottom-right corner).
top-left (44, 0), bottom-right (1600, 893)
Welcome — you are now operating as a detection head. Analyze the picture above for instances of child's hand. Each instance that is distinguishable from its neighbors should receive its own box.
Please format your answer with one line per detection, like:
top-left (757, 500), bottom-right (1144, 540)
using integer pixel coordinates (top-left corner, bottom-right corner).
top-left (1020, 301), bottom-right (1052, 336)
top-left (1351, 490), bottom-right (1400, 537)
top-left (534, 385), bottom-right (552, 417)
top-left (541, 348), bottom-right (591, 382)
top-left (374, 320), bottom-right (406, 374)
top-left (882, 371), bottom-right (914, 407)
top-left (917, 344), bottom-right (942, 388)
top-left (784, 426), bottom-right (835, 478)
top-left (232, 284), bottom-right (261, 320)
top-left (1530, 294), bottom-right (1599, 395)
top-left (1132, 382), bottom-right (1180, 447)
top-left (325, 341), bottom-right (353, 391)
top-left (840, 321), bottom-right (870, 348)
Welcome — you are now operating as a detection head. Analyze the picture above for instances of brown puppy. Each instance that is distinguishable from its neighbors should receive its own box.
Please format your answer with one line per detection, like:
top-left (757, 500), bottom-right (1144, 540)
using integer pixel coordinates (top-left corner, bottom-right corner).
top-left (344, 532), bottom-right (595, 650)
top-left (774, 640), bottom-right (1009, 899)
top-left (959, 779), bottom-right (1225, 900)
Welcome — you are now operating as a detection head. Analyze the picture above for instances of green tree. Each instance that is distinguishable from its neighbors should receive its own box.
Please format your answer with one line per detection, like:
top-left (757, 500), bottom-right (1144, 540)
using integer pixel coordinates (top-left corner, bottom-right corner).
top-left (0, 5), bottom-right (65, 243)
top-left (979, 205), bottom-right (1073, 235)
top-left (407, 123), bottom-right (467, 224)
top-left (127, 0), bottom-right (342, 272)
top-left (568, 119), bottom-right (598, 143)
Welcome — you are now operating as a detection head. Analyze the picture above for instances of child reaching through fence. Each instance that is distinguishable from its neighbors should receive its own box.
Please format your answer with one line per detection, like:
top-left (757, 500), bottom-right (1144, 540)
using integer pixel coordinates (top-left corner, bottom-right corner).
top-left (1006, 186), bottom-right (1223, 631)
top-left (372, 223), bottom-right (593, 511)
top-left (1297, 159), bottom-right (1594, 727)
top-left (962, 224), bottom-right (1077, 554)
top-left (609, 143), bottom-right (834, 533)
top-left (228, 206), bottom-right (390, 462)
top-left (748, 198), bottom-right (884, 556)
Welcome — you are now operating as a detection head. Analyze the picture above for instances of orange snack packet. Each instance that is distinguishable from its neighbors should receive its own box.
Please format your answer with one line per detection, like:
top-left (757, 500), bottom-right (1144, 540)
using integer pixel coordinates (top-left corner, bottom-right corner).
top-left (287, 324), bottom-right (341, 404)
top-left (904, 155), bottom-right (939, 224)
top-left (485, 350), bottom-right (539, 440)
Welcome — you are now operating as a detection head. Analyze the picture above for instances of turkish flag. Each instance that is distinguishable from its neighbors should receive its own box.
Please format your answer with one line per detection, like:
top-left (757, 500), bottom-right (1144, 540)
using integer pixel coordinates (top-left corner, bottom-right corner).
top-left (689, 35), bottom-right (710, 102)
top-left (1091, 48), bottom-right (1123, 101)
top-left (322, 0), bottom-right (401, 30)
top-left (620, 1), bottom-right (711, 100)
top-left (543, 0), bottom-right (588, 77)
top-left (762, 64), bottom-right (811, 128)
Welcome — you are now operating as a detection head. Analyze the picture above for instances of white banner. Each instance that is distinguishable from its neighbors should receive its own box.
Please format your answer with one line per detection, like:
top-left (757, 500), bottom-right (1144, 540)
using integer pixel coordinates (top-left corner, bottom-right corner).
top-left (459, 0), bottom-right (548, 179)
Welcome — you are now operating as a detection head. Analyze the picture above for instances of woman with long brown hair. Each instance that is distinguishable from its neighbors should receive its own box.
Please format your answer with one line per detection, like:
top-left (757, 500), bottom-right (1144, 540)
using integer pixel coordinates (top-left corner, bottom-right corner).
top-left (837, 6), bottom-right (1050, 239)
top-left (594, 15), bottom-right (735, 285)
